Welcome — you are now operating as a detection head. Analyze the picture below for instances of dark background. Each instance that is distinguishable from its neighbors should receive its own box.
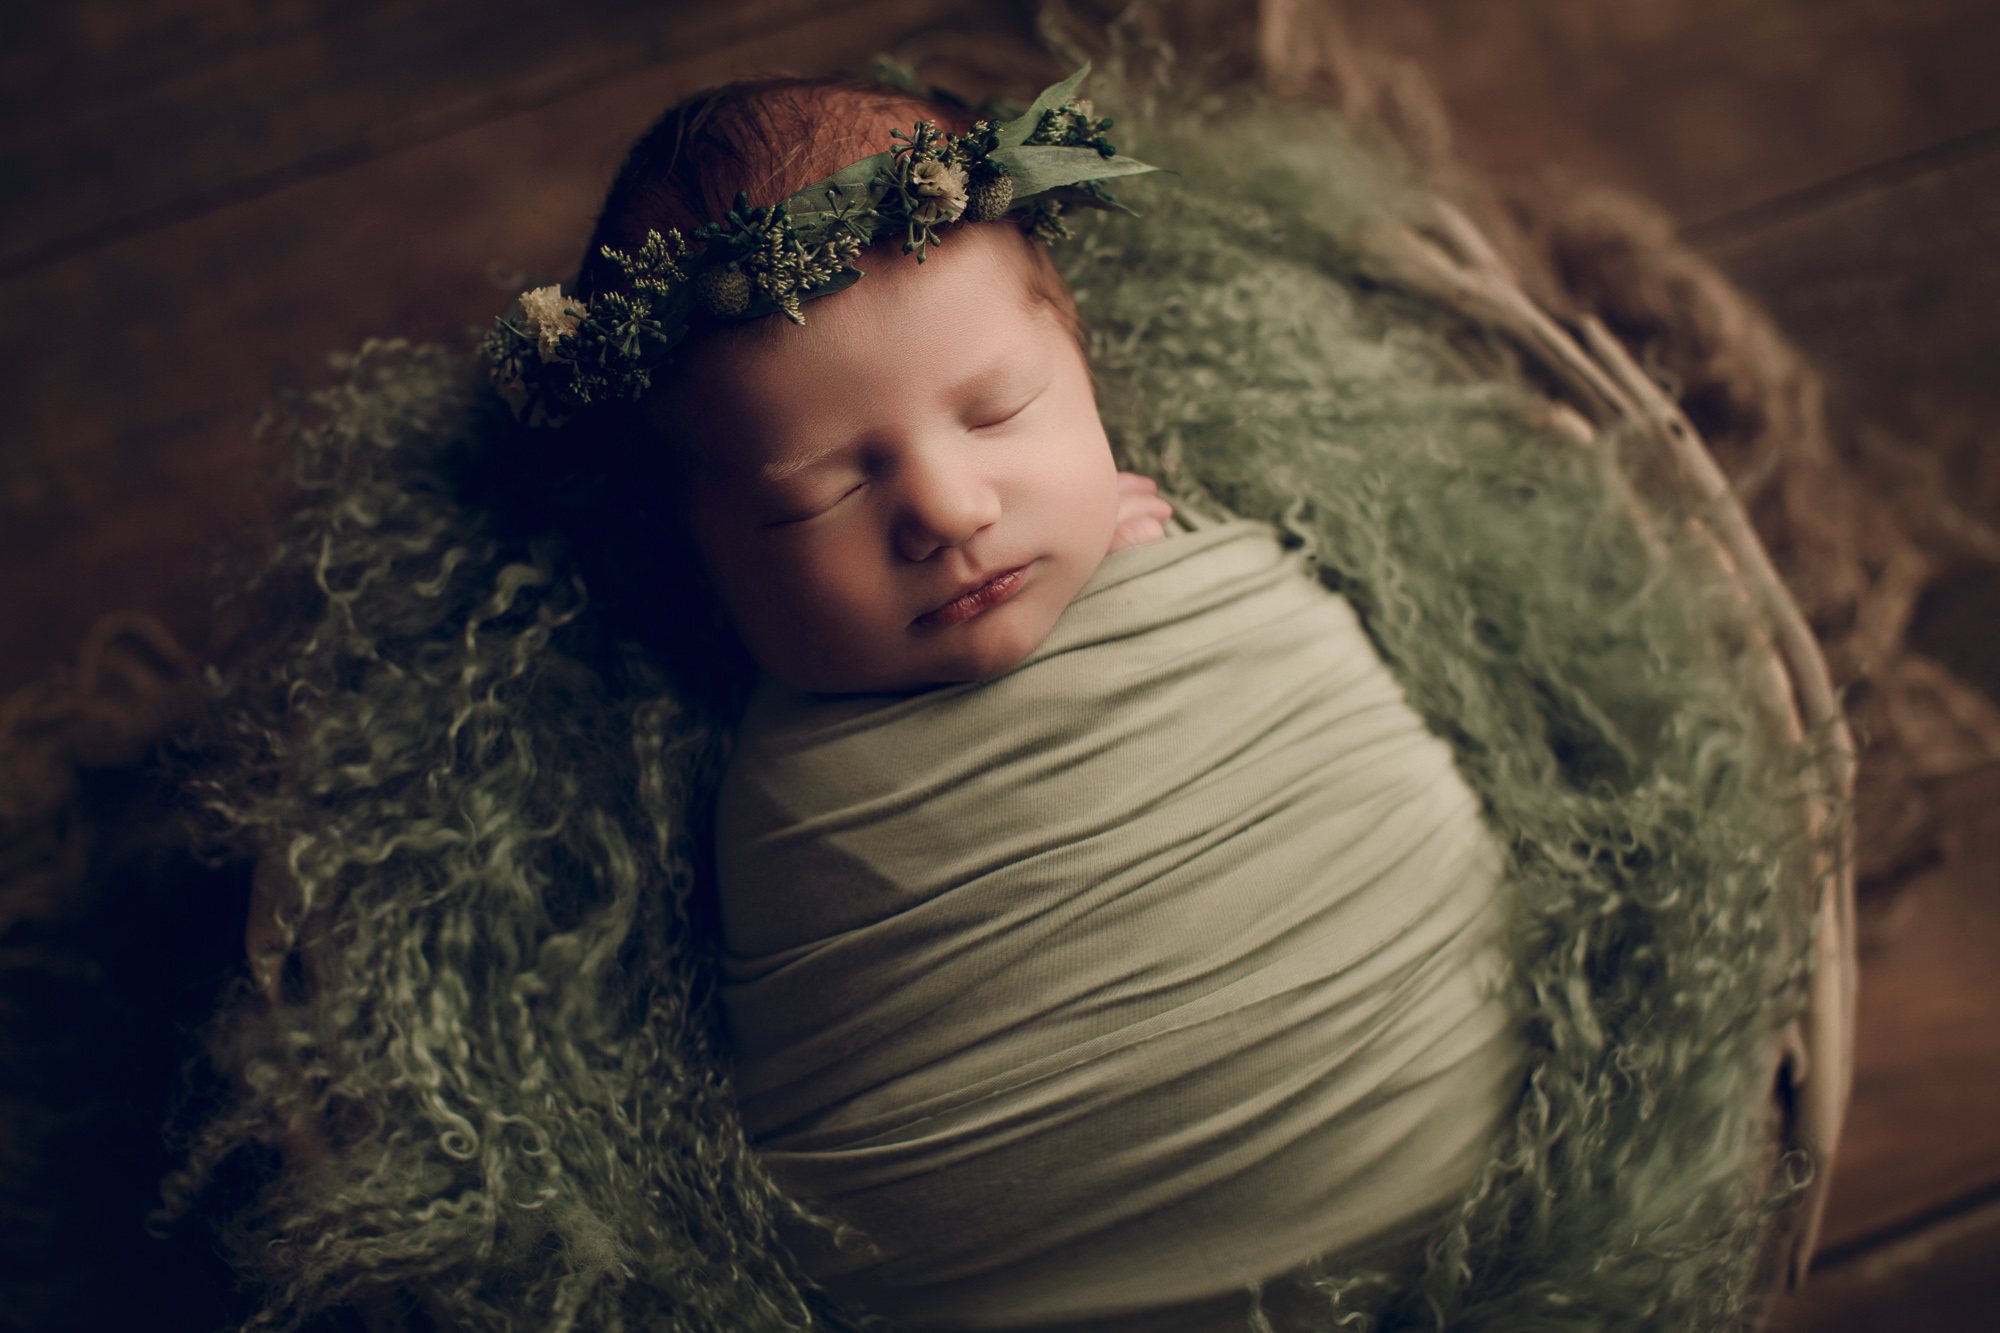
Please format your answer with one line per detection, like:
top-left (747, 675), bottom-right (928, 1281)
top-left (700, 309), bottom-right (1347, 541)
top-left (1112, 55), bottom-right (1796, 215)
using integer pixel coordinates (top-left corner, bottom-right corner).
top-left (2, 1), bottom-right (1997, 1328)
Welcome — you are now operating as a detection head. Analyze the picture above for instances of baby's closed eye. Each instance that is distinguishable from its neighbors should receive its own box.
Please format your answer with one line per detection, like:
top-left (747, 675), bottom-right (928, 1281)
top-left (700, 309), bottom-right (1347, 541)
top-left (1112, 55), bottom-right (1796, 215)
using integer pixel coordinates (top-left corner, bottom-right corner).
top-left (762, 483), bottom-right (863, 527)
top-left (964, 379), bottom-right (1048, 433)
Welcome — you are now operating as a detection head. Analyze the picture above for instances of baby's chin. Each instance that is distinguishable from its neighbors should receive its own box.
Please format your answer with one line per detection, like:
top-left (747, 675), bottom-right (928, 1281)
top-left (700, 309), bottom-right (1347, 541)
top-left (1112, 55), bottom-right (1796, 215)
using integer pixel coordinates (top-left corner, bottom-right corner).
top-left (918, 628), bottom-right (1047, 687)
top-left (901, 577), bottom-right (1079, 687)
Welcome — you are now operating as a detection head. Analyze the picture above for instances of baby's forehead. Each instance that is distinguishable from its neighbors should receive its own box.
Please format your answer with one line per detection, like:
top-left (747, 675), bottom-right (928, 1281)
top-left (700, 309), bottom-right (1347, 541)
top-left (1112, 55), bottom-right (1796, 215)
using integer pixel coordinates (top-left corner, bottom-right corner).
top-left (653, 226), bottom-right (1082, 477)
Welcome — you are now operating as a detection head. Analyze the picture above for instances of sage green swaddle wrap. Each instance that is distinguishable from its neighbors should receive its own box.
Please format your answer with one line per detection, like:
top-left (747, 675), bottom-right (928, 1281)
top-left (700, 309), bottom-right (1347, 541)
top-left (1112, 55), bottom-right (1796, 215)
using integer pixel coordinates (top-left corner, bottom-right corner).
top-left (718, 520), bottom-right (1522, 1330)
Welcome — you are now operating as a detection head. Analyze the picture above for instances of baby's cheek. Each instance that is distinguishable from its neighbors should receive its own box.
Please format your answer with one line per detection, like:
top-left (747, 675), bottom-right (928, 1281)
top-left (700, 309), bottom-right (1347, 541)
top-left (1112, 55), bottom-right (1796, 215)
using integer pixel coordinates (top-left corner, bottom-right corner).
top-left (709, 547), bottom-right (846, 683)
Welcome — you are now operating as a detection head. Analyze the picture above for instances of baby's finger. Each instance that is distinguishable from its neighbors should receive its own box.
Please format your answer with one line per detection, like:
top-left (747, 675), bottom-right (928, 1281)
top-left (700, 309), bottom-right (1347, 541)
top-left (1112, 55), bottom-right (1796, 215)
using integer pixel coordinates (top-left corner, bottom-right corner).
top-left (1107, 514), bottom-right (1169, 553)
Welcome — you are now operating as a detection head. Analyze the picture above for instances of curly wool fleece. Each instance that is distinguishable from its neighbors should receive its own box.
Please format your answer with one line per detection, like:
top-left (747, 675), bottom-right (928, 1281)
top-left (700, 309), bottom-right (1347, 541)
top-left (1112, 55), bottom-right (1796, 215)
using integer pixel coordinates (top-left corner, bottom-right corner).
top-left (169, 89), bottom-right (1818, 1333)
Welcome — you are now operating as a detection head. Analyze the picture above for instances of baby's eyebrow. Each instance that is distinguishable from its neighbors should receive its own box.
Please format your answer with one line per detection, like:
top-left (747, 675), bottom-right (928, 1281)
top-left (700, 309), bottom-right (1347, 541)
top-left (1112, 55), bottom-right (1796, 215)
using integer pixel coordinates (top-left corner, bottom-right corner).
top-left (758, 442), bottom-right (846, 485)
top-left (952, 351), bottom-right (1043, 405)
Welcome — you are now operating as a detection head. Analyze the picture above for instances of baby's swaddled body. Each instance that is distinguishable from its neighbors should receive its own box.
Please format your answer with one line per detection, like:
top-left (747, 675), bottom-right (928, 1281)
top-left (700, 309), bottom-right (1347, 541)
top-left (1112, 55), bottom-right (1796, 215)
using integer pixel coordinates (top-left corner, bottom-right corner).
top-left (717, 520), bottom-right (1522, 1331)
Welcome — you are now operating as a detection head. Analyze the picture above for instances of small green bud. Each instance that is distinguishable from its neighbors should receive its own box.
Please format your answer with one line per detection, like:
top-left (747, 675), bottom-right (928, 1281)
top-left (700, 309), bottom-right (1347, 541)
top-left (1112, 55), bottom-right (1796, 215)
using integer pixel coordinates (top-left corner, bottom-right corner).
top-left (694, 267), bottom-right (751, 318)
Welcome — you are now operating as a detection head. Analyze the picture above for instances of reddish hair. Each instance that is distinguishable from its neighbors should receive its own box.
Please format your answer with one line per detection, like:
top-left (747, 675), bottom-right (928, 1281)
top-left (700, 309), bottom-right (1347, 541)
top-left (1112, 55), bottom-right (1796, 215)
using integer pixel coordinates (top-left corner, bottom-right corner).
top-left (577, 76), bottom-right (1080, 333)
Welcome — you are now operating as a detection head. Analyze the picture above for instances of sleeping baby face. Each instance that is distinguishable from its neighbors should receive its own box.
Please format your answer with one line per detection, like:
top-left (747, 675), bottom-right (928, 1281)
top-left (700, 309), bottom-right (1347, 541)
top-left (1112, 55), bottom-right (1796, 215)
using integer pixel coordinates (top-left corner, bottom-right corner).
top-left (655, 224), bottom-right (1127, 694)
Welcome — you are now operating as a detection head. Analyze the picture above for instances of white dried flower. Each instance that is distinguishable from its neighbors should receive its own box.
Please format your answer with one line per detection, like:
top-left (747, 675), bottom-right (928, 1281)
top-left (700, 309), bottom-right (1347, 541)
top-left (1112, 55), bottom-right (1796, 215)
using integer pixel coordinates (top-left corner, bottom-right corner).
top-left (908, 158), bottom-right (969, 224)
top-left (518, 285), bottom-right (586, 363)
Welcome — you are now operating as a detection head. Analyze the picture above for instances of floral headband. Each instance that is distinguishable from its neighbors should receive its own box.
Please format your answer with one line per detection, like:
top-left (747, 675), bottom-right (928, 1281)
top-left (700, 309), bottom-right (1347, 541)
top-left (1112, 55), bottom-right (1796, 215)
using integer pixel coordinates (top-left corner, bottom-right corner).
top-left (482, 65), bottom-right (1158, 425)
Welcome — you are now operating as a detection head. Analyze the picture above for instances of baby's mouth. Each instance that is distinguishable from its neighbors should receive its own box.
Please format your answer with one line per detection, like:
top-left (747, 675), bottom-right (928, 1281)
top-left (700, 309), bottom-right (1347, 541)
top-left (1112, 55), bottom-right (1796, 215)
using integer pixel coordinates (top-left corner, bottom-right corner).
top-left (913, 566), bottom-right (1028, 628)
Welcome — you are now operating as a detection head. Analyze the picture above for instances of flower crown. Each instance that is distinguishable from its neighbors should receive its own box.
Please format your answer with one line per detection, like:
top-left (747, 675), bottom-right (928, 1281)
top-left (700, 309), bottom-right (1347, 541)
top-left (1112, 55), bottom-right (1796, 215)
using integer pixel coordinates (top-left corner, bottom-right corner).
top-left (482, 66), bottom-right (1157, 425)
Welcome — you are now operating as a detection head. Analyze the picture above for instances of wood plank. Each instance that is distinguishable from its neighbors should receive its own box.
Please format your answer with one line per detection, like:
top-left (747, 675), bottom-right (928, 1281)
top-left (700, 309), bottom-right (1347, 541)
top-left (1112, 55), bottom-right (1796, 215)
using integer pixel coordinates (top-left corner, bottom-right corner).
top-left (1778, 1191), bottom-right (2000, 1331)
top-left (1332, 0), bottom-right (2000, 227)
top-left (3, 0), bottom-right (367, 116)
top-left (1695, 142), bottom-right (2000, 531)
top-left (1814, 761), bottom-right (2000, 1254)
top-left (0, 0), bottom-right (1032, 697)
top-left (0, 0), bottom-right (1035, 274)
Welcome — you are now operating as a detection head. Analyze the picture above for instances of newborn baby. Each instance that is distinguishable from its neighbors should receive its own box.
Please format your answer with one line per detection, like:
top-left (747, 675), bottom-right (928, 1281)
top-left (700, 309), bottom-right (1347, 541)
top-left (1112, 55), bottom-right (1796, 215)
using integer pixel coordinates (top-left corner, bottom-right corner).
top-left (659, 223), bottom-right (1521, 1331)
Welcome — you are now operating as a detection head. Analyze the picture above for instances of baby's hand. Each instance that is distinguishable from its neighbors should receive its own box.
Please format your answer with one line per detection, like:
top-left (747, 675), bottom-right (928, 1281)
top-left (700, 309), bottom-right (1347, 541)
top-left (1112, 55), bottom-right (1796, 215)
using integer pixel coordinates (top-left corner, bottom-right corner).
top-left (1108, 472), bottom-right (1174, 553)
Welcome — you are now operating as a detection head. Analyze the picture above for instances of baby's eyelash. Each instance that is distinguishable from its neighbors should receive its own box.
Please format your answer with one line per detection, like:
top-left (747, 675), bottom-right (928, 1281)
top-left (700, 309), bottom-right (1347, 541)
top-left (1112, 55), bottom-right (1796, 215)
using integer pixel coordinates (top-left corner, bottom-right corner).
top-left (970, 388), bottom-right (1044, 431)
top-left (765, 481), bottom-right (866, 528)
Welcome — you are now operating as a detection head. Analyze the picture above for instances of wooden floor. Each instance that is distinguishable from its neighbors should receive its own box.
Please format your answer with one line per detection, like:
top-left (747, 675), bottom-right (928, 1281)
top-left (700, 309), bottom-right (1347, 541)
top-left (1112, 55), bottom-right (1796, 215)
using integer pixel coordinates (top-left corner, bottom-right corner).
top-left (4, 1), bottom-right (1997, 1327)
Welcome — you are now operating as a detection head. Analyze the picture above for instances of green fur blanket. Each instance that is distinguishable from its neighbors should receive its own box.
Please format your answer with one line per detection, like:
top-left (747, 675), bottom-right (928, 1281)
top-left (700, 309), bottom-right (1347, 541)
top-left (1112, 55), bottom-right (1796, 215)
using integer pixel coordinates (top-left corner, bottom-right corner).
top-left (170, 90), bottom-right (1815, 1332)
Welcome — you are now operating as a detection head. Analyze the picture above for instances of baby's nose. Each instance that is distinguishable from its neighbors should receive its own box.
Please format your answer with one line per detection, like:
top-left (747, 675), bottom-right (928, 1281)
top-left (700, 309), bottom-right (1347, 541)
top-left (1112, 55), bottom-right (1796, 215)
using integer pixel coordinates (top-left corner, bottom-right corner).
top-left (894, 458), bottom-right (1001, 562)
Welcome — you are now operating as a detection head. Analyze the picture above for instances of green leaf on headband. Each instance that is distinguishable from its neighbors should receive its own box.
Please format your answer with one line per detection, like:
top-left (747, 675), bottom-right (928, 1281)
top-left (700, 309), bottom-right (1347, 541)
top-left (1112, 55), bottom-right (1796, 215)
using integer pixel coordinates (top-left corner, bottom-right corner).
top-left (994, 146), bottom-right (1156, 199)
top-left (995, 64), bottom-right (1092, 149)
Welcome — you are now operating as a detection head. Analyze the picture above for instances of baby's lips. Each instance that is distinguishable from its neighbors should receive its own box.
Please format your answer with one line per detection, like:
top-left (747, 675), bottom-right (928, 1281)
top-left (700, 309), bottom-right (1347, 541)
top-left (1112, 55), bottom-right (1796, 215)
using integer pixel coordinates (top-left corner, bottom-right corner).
top-left (913, 565), bottom-right (1029, 628)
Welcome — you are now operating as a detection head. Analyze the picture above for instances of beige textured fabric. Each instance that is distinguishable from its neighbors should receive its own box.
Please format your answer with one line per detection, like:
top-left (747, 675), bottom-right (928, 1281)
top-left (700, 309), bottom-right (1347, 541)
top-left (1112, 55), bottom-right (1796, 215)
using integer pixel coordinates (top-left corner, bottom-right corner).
top-left (717, 521), bottom-right (1521, 1330)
